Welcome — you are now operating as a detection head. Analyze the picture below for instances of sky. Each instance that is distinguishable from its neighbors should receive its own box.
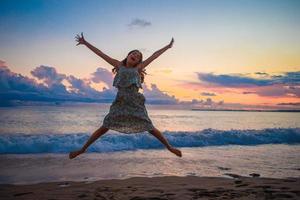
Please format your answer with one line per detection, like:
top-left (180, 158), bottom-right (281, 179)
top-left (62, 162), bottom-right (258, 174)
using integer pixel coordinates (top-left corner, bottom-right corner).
top-left (0, 0), bottom-right (300, 109)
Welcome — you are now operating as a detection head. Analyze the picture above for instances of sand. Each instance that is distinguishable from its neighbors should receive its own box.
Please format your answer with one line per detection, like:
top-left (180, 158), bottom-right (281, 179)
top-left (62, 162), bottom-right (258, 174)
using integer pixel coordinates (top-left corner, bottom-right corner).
top-left (1, 175), bottom-right (299, 200)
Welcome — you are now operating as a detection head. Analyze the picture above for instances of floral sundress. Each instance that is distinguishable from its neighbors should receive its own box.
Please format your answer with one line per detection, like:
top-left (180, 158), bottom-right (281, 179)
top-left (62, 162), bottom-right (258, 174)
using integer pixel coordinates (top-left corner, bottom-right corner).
top-left (102, 65), bottom-right (155, 133)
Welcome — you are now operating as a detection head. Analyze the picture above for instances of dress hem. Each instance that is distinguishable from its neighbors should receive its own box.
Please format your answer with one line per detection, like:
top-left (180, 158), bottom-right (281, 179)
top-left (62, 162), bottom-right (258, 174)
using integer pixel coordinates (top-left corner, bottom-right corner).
top-left (101, 125), bottom-right (155, 134)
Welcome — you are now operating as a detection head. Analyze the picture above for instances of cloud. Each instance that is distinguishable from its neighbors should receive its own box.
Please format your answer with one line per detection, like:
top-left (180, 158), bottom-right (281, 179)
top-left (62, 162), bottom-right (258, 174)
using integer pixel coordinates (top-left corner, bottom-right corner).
top-left (241, 85), bottom-right (300, 98)
top-left (90, 67), bottom-right (114, 89)
top-left (3, 62), bottom-right (298, 110)
top-left (277, 102), bottom-right (300, 106)
top-left (1, 64), bottom-right (185, 106)
top-left (0, 65), bottom-right (63, 106)
top-left (197, 73), bottom-right (272, 87)
top-left (242, 91), bottom-right (255, 94)
top-left (66, 75), bottom-right (101, 97)
top-left (128, 18), bottom-right (151, 28)
top-left (0, 65), bottom-right (45, 93)
top-left (143, 83), bottom-right (178, 104)
top-left (0, 64), bottom-right (116, 105)
top-left (255, 72), bottom-right (269, 76)
top-left (31, 65), bottom-right (66, 86)
top-left (31, 65), bottom-right (68, 94)
top-left (197, 71), bottom-right (300, 87)
top-left (0, 60), bottom-right (7, 67)
top-left (2, 62), bottom-right (226, 107)
top-left (201, 92), bottom-right (216, 96)
top-left (193, 71), bottom-right (300, 98)
top-left (271, 71), bottom-right (300, 85)
top-left (255, 85), bottom-right (299, 97)
top-left (179, 98), bottom-right (224, 108)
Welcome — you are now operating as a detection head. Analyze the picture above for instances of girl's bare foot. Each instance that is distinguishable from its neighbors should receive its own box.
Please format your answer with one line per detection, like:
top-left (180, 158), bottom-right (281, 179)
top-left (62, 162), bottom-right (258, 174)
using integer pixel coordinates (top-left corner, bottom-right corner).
top-left (169, 147), bottom-right (182, 157)
top-left (69, 149), bottom-right (85, 159)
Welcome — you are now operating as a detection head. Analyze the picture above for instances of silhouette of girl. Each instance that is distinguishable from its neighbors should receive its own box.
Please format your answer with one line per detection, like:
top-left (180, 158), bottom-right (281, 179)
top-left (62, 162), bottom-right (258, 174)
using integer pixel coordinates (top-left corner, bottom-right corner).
top-left (69, 33), bottom-right (182, 159)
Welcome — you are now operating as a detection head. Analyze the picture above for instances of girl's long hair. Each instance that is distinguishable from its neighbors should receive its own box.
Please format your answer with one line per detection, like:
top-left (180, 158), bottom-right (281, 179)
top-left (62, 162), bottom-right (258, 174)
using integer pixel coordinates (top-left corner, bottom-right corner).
top-left (112, 50), bottom-right (147, 83)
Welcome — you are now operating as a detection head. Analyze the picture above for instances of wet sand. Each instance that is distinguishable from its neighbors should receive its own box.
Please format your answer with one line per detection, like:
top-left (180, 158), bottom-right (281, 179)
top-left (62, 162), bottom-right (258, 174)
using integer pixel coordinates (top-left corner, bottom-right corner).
top-left (1, 175), bottom-right (299, 200)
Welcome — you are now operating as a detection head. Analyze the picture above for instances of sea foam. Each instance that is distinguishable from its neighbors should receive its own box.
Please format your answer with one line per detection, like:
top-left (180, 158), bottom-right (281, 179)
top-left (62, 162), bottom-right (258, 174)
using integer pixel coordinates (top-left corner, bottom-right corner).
top-left (0, 128), bottom-right (299, 154)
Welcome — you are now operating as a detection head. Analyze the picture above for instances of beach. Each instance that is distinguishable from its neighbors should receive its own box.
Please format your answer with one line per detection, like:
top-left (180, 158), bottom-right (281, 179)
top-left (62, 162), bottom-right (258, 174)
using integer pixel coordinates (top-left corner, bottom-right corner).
top-left (0, 104), bottom-right (299, 199)
top-left (1, 145), bottom-right (300, 199)
top-left (2, 0), bottom-right (300, 198)
top-left (1, 175), bottom-right (300, 200)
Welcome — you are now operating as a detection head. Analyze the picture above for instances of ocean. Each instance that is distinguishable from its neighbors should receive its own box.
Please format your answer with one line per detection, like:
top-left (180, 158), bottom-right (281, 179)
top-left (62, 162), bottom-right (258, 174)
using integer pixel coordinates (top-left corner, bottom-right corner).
top-left (0, 104), bottom-right (299, 184)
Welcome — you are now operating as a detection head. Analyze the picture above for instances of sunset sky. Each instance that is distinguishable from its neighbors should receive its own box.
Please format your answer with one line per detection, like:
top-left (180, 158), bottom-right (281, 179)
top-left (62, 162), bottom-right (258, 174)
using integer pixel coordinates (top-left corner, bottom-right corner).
top-left (1, 0), bottom-right (299, 109)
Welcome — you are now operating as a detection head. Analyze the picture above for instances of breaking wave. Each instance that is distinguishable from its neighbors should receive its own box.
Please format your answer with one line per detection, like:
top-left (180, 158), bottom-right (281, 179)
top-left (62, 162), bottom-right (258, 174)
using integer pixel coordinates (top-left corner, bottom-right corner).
top-left (0, 128), bottom-right (299, 154)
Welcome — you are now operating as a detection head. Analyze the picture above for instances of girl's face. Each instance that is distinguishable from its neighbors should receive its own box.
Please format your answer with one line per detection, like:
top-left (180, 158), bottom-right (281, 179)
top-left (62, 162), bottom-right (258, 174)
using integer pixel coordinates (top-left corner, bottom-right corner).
top-left (127, 51), bottom-right (142, 67)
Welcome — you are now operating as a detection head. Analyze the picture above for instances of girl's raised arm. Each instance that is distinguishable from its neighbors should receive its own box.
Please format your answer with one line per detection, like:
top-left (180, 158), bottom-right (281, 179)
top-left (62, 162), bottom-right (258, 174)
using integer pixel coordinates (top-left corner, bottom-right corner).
top-left (138, 38), bottom-right (174, 70)
top-left (75, 32), bottom-right (121, 68)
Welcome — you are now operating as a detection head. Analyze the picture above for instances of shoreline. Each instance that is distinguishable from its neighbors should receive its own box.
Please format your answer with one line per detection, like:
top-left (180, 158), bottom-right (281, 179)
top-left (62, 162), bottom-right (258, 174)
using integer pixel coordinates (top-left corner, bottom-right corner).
top-left (1, 145), bottom-right (300, 185)
top-left (1, 102), bottom-right (300, 112)
top-left (1, 175), bottom-right (299, 200)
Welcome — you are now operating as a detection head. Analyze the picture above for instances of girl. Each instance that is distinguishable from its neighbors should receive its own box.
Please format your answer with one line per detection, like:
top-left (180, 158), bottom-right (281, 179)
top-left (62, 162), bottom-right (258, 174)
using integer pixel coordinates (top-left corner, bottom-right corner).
top-left (69, 33), bottom-right (182, 159)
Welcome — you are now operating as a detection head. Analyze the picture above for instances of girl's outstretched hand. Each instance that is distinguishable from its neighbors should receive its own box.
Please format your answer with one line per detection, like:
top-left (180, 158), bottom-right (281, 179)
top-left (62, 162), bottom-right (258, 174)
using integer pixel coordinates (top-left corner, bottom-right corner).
top-left (168, 37), bottom-right (174, 48)
top-left (75, 32), bottom-right (86, 46)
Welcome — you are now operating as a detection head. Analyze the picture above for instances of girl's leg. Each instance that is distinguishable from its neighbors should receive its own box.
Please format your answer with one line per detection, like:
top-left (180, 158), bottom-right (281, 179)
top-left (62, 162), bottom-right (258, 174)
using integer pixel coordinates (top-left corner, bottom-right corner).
top-left (69, 126), bottom-right (109, 159)
top-left (148, 127), bottom-right (182, 157)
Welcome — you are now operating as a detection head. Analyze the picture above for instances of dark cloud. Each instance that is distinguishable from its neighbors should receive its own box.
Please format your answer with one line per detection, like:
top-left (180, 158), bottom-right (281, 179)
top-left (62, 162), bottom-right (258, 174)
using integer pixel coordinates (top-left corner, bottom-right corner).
top-left (255, 86), bottom-right (290, 97)
top-left (277, 102), bottom-right (300, 106)
top-left (0, 64), bottom-right (184, 106)
top-left (128, 18), bottom-right (151, 28)
top-left (203, 98), bottom-right (213, 105)
top-left (197, 73), bottom-right (272, 87)
top-left (271, 72), bottom-right (300, 85)
top-left (31, 65), bottom-right (66, 87)
top-left (255, 72), bottom-right (269, 76)
top-left (218, 100), bottom-right (224, 105)
top-left (197, 71), bottom-right (300, 87)
top-left (1, 65), bottom-right (117, 105)
top-left (0, 65), bottom-right (69, 106)
top-left (0, 65), bottom-right (46, 93)
top-left (31, 65), bottom-right (69, 95)
top-left (90, 67), bottom-right (114, 89)
top-left (196, 71), bottom-right (300, 98)
top-left (242, 91), bottom-right (256, 94)
top-left (31, 66), bottom-right (116, 100)
top-left (201, 92), bottom-right (216, 96)
top-left (66, 75), bottom-right (102, 97)
top-left (179, 98), bottom-right (224, 108)
top-left (67, 75), bottom-right (117, 101)
top-left (143, 83), bottom-right (178, 104)
top-left (242, 85), bottom-right (300, 97)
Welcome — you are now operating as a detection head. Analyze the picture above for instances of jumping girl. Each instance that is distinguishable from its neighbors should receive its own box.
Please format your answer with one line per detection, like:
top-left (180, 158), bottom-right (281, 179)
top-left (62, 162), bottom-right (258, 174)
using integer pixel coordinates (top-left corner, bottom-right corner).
top-left (69, 33), bottom-right (182, 159)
